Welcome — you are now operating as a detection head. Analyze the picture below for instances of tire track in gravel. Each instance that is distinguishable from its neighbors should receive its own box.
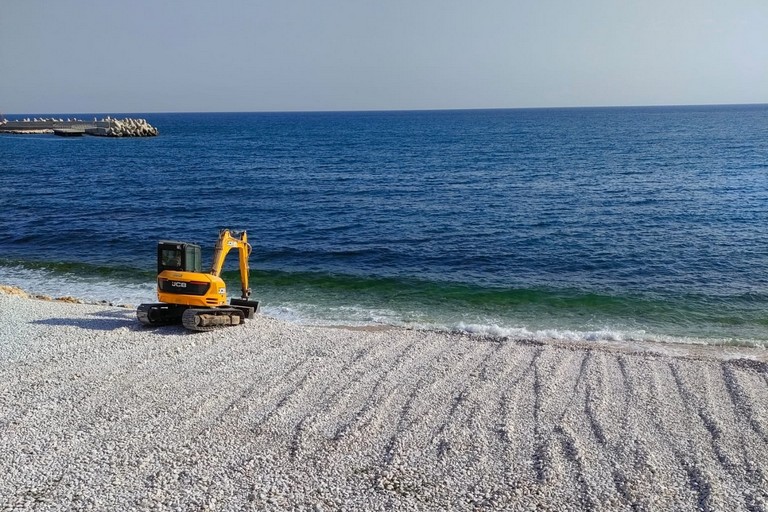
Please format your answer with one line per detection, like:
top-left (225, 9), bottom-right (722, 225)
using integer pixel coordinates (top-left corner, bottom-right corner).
top-left (119, 329), bottom-right (293, 442)
top-left (285, 336), bottom-right (422, 461)
top-left (620, 355), bottom-right (750, 511)
top-left (139, 330), bottom-right (380, 503)
top-left (606, 355), bottom-right (654, 512)
top-left (493, 345), bottom-right (543, 492)
top-left (668, 362), bottom-right (732, 468)
top-left (531, 349), bottom-right (591, 487)
top-left (721, 362), bottom-right (768, 445)
top-left (52, 331), bottom-right (285, 483)
top-left (167, 334), bottom-right (294, 436)
top-left (528, 348), bottom-right (642, 511)
top-left (242, 342), bottom-right (373, 430)
top-left (359, 339), bottom-right (504, 507)
top-left (248, 355), bottom-right (318, 433)
top-left (549, 352), bottom-right (604, 512)
top-left (194, 328), bottom-right (402, 452)
top-left (553, 423), bottom-right (598, 511)
top-left (431, 340), bottom-right (507, 462)
top-left (583, 352), bottom-right (607, 446)
top-left (637, 359), bottom-right (723, 512)
top-left (308, 334), bottom-right (481, 504)
top-left (324, 335), bottom-right (434, 447)
top-left (378, 339), bottom-right (492, 467)
top-left (575, 350), bottom-right (654, 512)
top-left (104, 329), bottom-right (268, 423)
top-left (667, 360), bottom-right (758, 511)
top-left (616, 355), bottom-right (691, 511)
top-left (438, 341), bottom-right (544, 508)
top-left (719, 361), bottom-right (768, 512)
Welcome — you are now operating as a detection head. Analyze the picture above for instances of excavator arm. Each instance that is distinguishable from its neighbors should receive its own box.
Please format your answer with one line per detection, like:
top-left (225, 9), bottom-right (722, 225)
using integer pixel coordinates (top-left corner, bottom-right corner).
top-left (210, 229), bottom-right (252, 299)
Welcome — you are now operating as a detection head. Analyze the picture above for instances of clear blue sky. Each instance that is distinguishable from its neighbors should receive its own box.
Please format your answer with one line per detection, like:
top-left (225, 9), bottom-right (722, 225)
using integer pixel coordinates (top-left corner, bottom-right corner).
top-left (1, 0), bottom-right (766, 113)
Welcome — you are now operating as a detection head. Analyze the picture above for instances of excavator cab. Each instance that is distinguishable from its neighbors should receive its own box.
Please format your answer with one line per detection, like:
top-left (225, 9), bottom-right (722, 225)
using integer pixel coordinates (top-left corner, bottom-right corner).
top-left (157, 241), bottom-right (202, 274)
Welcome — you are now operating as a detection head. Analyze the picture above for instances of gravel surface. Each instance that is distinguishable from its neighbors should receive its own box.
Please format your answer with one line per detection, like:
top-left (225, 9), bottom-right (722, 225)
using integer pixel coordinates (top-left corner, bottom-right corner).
top-left (1, 293), bottom-right (767, 511)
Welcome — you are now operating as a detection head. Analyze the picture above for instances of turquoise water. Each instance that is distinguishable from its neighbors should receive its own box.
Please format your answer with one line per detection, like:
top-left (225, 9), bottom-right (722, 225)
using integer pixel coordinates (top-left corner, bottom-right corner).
top-left (2, 106), bottom-right (768, 346)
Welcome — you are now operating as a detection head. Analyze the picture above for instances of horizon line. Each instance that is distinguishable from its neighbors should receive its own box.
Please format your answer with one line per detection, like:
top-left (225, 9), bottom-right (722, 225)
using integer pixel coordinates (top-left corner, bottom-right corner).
top-left (4, 101), bottom-right (767, 117)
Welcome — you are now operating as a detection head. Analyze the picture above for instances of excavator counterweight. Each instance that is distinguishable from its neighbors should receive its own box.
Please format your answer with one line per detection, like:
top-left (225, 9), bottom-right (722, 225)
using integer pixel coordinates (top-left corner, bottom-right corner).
top-left (137, 229), bottom-right (260, 331)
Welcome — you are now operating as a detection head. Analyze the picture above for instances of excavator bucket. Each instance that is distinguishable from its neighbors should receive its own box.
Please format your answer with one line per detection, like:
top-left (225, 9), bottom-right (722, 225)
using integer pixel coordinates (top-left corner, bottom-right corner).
top-left (230, 298), bottom-right (260, 319)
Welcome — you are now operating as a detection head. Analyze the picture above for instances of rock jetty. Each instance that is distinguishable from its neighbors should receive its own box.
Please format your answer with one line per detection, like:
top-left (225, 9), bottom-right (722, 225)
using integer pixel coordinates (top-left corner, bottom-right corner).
top-left (91, 116), bottom-right (159, 137)
top-left (0, 116), bottom-right (159, 137)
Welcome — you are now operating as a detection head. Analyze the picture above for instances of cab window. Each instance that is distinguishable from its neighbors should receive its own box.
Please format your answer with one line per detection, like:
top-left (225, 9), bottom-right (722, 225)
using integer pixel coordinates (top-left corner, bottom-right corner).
top-left (161, 249), bottom-right (182, 268)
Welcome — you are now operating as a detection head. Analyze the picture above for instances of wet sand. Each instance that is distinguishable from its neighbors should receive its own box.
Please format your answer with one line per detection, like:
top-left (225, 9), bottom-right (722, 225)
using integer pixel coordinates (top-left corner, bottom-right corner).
top-left (1, 291), bottom-right (767, 511)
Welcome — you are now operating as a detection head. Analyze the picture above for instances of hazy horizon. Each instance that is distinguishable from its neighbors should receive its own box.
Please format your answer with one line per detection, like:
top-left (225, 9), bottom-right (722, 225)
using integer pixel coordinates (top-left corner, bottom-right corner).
top-left (4, 102), bottom-right (768, 118)
top-left (2, 0), bottom-right (766, 113)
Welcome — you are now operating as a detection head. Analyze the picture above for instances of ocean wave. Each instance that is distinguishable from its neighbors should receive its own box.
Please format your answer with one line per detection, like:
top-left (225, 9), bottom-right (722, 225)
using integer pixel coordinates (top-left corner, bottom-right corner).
top-left (447, 322), bottom-right (766, 347)
top-left (0, 263), bottom-right (154, 305)
top-left (2, 259), bottom-right (767, 348)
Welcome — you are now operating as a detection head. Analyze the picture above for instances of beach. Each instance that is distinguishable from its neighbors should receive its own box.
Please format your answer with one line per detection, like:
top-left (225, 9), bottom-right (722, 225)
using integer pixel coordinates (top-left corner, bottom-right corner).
top-left (1, 289), bottom-right (767, 511)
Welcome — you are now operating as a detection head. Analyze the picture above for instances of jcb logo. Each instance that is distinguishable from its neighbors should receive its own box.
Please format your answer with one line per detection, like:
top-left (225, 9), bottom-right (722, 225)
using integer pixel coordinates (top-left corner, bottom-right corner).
top-left (171, 281), bottom-right (187, 288)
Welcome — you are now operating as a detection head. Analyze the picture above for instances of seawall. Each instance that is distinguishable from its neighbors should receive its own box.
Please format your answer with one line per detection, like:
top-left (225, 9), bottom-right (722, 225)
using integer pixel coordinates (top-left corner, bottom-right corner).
top-left (0, 116), bottom-right (158, 137)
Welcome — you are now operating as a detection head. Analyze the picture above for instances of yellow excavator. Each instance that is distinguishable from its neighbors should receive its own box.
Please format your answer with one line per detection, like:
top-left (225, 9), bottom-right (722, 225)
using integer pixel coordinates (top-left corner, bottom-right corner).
top-left (137, 229), bottom-right (260, 331)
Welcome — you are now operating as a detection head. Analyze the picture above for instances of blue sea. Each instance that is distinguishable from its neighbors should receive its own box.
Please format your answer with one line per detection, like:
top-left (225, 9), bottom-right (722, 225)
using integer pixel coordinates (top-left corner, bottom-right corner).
top-left (2, 106), bottom-right (768, 347)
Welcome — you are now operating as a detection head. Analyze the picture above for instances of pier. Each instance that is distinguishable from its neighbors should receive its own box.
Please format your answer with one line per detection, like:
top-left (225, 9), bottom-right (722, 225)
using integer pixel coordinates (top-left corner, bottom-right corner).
top-left (0, 116), bottom-right (158, 137)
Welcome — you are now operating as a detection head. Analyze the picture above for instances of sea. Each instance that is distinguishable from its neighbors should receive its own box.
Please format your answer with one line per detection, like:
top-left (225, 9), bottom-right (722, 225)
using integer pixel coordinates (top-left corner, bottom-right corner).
top-left (2, 105), bottom-right (768, 347)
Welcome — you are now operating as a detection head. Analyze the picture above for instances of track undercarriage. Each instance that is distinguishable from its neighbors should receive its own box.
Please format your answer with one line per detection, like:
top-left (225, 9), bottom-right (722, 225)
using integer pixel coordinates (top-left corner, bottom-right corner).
top-left (137, 299), bottom-right (260, 332)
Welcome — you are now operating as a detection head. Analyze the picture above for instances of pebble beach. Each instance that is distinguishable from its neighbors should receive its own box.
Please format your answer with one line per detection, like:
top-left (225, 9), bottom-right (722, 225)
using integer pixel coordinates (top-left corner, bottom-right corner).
top-left (1, 288), bottom-right (767, 511)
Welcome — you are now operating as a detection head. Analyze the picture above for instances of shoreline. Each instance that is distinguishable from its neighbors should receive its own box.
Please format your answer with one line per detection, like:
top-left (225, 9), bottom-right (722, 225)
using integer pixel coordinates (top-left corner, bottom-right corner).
top-left (2, 259), bottom-right (767, 349)
top-left (2, 283), bottom-right (765, 363)
top-left (1, 287), bottom-right (767, 509)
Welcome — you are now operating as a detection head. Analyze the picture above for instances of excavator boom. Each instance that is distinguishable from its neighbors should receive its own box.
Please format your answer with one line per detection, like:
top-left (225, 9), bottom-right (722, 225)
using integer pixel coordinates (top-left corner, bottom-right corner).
top-left (210, 229), bottom-right (252, 299)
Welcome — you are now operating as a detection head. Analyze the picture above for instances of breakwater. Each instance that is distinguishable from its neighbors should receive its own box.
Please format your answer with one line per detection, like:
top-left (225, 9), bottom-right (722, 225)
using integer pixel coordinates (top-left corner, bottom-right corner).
top-left (0, 116), bottom-right (158, 137)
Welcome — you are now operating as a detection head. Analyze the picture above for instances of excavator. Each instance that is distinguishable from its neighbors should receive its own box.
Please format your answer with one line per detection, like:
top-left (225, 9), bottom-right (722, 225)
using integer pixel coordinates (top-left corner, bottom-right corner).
top-left (137, 229), bottom-right (260, 331)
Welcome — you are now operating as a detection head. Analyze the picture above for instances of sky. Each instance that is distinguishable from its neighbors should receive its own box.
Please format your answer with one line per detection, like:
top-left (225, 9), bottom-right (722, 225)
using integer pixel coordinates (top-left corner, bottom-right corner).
top-left (1, 0), bottom-right (767, 113)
